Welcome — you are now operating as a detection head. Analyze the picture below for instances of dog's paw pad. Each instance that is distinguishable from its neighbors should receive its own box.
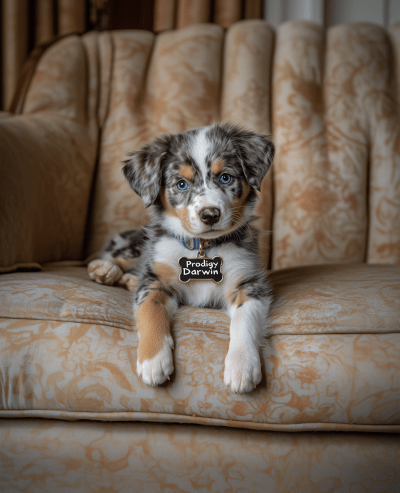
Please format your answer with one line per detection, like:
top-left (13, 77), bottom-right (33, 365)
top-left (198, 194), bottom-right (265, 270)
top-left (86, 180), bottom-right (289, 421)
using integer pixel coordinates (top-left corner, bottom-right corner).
top-left (137, 337), bottom-right (174, 387)
top-left (224, 347), bottom-right (262, 393)
top-left (88, 259), bottom-right (123, 286)
top-left (117, 273), bottom-right (140, 292)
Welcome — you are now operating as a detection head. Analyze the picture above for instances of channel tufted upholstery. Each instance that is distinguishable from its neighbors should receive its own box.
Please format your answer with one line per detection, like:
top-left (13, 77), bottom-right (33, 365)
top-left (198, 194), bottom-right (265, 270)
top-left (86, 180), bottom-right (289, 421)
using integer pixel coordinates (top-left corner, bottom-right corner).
top-left (1, 20), bottom-right (400, 491)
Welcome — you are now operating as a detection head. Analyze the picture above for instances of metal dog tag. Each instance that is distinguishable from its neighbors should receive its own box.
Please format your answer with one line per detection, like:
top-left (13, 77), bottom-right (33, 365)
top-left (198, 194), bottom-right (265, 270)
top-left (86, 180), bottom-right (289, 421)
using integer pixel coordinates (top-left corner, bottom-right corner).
top-left (178, 255), bottom-right (223, 283)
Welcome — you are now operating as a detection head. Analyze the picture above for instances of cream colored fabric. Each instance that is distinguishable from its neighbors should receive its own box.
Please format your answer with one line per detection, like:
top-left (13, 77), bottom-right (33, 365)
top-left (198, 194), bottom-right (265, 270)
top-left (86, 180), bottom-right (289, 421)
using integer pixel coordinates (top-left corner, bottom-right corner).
top-left (270, 263), bottom-right (400, 334)
top-left (1, 264), bottom-right (399, 335)
top-left (1, 264), bottom-right (399, 430)
top-left (1, 420), bottom-right (399, 493)
top-left (272, 21), bottom-right (400, 268)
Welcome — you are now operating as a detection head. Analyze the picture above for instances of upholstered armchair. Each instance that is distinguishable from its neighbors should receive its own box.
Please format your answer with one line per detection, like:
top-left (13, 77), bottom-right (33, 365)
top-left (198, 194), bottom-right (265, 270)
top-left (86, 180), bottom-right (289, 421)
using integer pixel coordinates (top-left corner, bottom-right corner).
top-left (1, 20), bottom-right (399, 491)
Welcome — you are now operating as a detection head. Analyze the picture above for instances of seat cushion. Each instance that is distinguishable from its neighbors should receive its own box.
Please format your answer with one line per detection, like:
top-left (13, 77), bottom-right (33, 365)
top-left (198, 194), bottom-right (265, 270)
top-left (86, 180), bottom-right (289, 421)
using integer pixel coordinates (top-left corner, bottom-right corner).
top-left (0, 263), bottom-right (399, 431)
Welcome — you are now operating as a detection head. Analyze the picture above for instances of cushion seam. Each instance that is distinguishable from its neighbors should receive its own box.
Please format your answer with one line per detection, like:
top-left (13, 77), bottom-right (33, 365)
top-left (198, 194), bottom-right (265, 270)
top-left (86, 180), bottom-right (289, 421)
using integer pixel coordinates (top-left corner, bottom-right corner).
top-left (0, 315), bottom-right (399, 337)
top-left (1, 410), bottom-right (399, 432)
top-left (0, 314), bottom-right (133, 332)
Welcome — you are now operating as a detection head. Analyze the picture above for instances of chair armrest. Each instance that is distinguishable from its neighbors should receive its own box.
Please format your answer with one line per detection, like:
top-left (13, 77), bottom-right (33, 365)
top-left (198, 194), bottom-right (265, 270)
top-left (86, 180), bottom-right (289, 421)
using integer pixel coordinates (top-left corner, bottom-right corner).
top-left (0, 34), bottom-right (102, 272)
top-left (0, 113), bottom-right (95, 272)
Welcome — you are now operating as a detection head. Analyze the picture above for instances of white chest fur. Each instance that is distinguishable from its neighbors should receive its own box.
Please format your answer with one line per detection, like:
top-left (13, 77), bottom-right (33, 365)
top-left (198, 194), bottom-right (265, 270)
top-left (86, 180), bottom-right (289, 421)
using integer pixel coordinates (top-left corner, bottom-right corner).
top-left (152, 237), bottom-right (257, 307)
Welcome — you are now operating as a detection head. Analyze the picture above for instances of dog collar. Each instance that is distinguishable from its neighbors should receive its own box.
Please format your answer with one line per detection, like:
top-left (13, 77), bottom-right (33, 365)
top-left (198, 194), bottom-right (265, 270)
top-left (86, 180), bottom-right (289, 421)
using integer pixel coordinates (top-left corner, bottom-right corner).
top-left (171, 224), bottom-right (249, 251)
top-left (172, 235), bottom-right (215, 250)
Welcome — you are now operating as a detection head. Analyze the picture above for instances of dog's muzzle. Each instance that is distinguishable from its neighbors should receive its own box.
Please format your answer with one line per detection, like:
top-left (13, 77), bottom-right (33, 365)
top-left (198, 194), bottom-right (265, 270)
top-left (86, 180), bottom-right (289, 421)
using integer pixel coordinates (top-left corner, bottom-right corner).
top-left (199, 207), bottom-right (221, 226)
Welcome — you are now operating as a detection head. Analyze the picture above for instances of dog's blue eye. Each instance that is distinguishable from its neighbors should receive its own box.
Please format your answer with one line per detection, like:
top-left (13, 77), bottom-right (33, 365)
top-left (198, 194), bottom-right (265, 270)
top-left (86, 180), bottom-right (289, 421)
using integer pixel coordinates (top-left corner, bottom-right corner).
top-left (219, 174), bottom-right (231, 185)
top-left (177, 180), bottom-right (189, 191)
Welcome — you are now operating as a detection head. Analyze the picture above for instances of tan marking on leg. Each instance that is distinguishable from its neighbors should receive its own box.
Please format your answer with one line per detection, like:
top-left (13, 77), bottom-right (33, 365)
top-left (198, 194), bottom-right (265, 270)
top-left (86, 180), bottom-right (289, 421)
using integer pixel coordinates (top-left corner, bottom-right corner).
top-left (137, 287), bottom-right (171, 363)
top-left (235, 289), bottom-right (250, 307)
top-left (226, 286), bottom-right (238, 305)
top-left (211, 158), bottom-right (225, 175)
top-left (153, 262), bottom-right (177, 284)
top-left (179, 164), bottom-right (194, 180)
top-left (226, 278), bottom-right (249, 307)
top-left (112, 257), bottom-right (136, 271)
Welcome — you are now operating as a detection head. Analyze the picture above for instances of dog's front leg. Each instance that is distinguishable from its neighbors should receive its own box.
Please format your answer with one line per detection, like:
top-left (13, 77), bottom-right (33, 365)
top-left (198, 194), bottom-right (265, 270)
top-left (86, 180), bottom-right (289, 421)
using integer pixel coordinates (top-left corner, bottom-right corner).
top-left (135, 282), bottom-right (178, 386)
top-left (224, 294), bottom-right (271, 393)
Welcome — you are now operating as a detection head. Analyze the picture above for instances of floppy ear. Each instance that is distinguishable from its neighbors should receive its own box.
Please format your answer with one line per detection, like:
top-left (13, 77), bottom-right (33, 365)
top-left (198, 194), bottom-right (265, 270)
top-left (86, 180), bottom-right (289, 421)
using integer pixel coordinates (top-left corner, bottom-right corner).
top-left (122, 134), bottom-right (171, 208)
top-left (221, 123), bottom-right (275, 191)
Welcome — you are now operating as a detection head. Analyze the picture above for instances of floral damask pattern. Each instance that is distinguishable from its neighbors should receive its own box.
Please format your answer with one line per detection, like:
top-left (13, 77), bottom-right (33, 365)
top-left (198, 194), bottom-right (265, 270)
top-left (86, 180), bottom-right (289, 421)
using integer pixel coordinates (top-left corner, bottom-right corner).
top-left (1, 264), bottom-right (399, 430)
top-left (272, 22), bottom-right (400, 268)
top-left (1, 420), bottom-right (399, 493)
top-left (1, 19), bottom-right (400, 490)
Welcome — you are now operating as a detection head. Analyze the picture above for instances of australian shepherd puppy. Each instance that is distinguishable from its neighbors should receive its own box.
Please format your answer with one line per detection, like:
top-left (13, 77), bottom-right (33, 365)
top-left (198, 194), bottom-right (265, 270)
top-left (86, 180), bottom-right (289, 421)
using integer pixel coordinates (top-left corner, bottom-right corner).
top-left (88, 123), bottom-right (274, 393)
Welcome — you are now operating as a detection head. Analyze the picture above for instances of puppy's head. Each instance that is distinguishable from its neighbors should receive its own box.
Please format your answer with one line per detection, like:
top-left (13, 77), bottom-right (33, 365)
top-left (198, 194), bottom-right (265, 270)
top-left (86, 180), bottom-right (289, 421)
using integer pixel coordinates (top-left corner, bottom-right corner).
top-left (123, 123), bottom-right (274, 239)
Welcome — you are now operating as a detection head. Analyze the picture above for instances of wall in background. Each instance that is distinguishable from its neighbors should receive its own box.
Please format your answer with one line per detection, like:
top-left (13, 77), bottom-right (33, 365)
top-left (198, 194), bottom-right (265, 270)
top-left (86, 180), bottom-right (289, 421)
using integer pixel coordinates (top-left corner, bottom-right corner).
top-left (1, 0), bottom-right (400, 111)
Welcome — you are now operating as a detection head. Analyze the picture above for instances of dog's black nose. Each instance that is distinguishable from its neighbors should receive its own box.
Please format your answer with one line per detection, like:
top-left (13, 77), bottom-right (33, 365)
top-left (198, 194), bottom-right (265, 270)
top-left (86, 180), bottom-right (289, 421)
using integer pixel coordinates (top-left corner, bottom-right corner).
top-left (199, 207), bottom-right (221, 226)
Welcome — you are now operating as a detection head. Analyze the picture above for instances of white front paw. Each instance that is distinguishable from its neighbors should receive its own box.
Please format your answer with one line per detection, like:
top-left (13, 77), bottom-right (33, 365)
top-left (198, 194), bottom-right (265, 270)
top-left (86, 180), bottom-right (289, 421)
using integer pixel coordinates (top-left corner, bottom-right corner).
top-left (137, 337), bottom-right (174, 387)
top-left (88, 259), bottom-right (123, 285)
top-left (224, 346), bottom-right (262, 393)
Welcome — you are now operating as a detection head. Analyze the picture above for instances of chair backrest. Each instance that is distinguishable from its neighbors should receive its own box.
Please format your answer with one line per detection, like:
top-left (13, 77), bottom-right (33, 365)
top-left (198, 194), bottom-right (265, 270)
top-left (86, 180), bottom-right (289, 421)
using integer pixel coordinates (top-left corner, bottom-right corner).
top-left (19, 20), bottom-right (400, 269)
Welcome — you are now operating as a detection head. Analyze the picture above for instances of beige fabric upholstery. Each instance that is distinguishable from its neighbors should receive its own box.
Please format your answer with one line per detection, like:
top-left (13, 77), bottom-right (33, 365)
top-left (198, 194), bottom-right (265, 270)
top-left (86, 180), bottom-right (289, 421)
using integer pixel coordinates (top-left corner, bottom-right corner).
top-left (273, 22), bottom-right (400, 268)
top-left (1, 20), bottom-right (400, 490)
top-left (1, 420), bottom-right (400, 492)
top-left (1, 264), bottom-right (399, 431)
